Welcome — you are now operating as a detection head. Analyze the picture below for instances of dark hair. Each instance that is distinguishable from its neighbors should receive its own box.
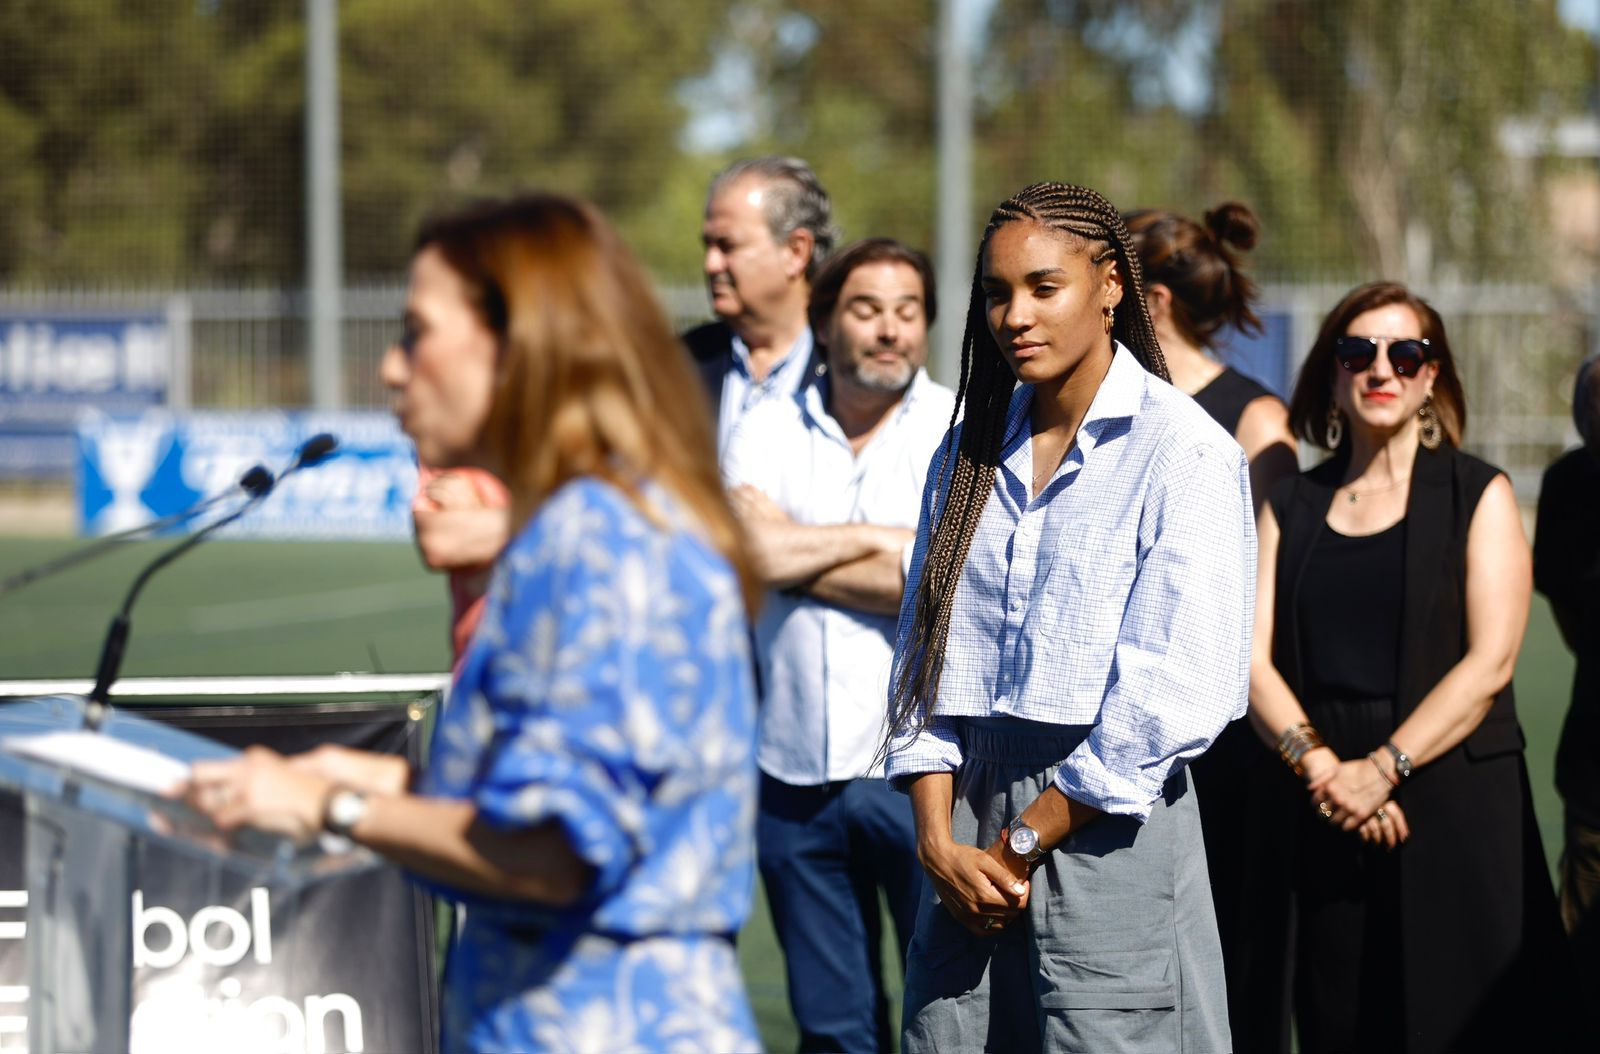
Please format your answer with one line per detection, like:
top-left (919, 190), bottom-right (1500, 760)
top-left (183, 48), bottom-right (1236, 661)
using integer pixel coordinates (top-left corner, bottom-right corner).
top-left (708, 155), bottom-right (839, 280)
top-left (413, 193), bottom-right (760, 611)
top-left (808, 237), bottom-right (938, 336)
top-left (885, 182), bottom-right (1168, 745)
top-left (1287, 281), bottom-right (1466, 450)
top-left (1576, 355), bottom-right (1599, 451)
top-left (1124, 202), bottom-right (1262, 348)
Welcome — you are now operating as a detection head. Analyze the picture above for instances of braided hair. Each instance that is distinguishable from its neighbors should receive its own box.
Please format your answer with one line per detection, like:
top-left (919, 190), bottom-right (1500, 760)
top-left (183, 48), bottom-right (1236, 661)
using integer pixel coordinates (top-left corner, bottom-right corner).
top-left (885, 182), bottom-right (1169, 748)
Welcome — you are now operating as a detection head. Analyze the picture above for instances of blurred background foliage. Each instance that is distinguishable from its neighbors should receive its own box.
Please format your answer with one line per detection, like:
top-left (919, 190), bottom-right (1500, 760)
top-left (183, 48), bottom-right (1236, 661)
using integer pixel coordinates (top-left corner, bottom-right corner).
top-left (0, 0), bottom-right (1594, 292)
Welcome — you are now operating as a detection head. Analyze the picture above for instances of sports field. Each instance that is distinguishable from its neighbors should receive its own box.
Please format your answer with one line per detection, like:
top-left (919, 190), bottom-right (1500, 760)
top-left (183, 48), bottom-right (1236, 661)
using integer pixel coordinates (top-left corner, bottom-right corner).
top-left (0, 535), bottom-right (1578, 1051)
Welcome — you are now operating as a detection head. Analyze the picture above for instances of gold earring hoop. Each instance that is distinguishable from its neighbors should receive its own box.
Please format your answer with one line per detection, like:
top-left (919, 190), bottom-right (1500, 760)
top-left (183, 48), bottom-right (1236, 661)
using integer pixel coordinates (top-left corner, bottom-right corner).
top-left (1325, 406), bottom-right (1344, 449)
top-left (1103, 304), bottom-right (1114, 335)
top-left (1418, 394), bottom-right (1442, 450)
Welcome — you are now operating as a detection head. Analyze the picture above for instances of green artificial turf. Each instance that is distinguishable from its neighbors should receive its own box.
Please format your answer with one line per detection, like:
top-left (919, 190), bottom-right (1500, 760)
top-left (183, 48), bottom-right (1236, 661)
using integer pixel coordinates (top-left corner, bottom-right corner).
top-left (0, 537), bottom-right (1577, 1051)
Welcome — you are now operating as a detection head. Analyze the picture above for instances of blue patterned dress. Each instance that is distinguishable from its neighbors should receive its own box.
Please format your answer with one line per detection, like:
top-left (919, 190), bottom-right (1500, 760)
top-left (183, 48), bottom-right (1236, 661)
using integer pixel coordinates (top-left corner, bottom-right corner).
top-left (416, 477), bottom-right (762, 1053)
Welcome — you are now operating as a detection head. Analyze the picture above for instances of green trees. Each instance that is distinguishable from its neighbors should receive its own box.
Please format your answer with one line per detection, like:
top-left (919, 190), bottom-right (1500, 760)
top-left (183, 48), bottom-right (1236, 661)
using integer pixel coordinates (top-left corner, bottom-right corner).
top-left (0, 1), bottom-right (1592, 286)
top-left (0, 0), bottom-right (731, 283)
top-left (975, 0), bottom-right (1595, 282)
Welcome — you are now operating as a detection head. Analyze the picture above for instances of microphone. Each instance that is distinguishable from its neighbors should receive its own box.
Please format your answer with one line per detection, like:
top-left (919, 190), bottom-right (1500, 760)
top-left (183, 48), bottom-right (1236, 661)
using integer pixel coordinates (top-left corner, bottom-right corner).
top-left (81, 431), bottom-right (340, 728)
top-left (0, 462), bottom-right (276, 599)
top-left (295, 432), bottom-right (338, 469)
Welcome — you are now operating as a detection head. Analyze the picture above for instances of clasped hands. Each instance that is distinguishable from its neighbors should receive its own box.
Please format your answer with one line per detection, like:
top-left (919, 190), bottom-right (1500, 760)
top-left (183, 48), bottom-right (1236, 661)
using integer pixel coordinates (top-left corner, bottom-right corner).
top-left (180, 744), bottom-right (408, 845)
top-left (1302, 746), bottom-right (1410, 849)
top-left (919, 833), bottom-right (1032, 937)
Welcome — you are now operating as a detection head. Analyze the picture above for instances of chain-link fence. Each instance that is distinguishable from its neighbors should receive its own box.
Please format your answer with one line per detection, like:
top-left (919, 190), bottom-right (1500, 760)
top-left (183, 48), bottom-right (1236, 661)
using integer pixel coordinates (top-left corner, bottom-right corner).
top-left (1, 0), bottom-right (1596, 481)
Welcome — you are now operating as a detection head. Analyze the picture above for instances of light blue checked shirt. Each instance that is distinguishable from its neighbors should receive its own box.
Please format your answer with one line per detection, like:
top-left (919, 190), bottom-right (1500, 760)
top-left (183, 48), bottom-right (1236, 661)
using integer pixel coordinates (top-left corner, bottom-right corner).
top-left (717, 327), bottom-right (816, 458)
top-left (885, 345), bottom-right (1256, 821)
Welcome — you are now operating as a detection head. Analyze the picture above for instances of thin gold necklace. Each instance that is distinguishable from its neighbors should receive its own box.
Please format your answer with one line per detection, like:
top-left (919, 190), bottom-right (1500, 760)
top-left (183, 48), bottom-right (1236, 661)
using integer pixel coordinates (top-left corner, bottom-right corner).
top-left (1340, 474), bottom-right (1411, 504)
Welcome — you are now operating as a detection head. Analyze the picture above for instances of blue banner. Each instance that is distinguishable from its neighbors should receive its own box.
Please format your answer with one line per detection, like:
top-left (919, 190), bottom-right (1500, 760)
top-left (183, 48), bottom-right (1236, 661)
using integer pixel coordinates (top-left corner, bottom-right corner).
top-left (0, 316), bottom-right (171, 477)
top-left (1214, 309), bottom-right (1296, 398)
top-left (77, 411), bottom-right (419, 541)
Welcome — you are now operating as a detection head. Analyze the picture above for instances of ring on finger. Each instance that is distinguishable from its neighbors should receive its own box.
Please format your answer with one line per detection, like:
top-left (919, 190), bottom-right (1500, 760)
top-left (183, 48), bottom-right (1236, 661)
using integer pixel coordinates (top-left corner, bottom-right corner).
top-left (1376, 806), bottom-right (1390, 822)
top-left (1316, 800), bottom-right (1333, 820)
top-left (983, 917), bottom-right (1002, 932)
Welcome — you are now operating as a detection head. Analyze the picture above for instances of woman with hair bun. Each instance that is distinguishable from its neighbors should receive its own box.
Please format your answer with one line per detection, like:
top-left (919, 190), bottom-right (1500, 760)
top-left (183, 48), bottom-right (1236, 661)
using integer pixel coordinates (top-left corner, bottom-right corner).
top-left (1127, 201), bottom-right (1298, 1051)
top-left (1126, 202), bottom-right (1297, 512)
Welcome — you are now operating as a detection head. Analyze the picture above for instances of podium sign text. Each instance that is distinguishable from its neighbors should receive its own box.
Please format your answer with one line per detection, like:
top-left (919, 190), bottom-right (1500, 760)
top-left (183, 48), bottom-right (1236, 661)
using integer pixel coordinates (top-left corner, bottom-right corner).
top-left (0, 701), bottom-right (438, 1054)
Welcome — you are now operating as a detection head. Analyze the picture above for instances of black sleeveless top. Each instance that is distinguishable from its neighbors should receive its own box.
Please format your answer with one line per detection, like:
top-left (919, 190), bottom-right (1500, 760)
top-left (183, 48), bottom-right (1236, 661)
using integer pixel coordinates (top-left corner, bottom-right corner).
top-left (1297, 518), bottom-right (1406, 700)
top-left (1264, 446), bottom-right (1577, 1051)
top-left (1192, 366), bottom-right (1276, 436)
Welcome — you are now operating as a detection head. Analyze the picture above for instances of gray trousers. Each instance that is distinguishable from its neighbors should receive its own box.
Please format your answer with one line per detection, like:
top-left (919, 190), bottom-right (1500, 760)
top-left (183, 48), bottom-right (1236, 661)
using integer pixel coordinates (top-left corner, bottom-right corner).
top-left (901, 717), bottom-right (1231, 1053)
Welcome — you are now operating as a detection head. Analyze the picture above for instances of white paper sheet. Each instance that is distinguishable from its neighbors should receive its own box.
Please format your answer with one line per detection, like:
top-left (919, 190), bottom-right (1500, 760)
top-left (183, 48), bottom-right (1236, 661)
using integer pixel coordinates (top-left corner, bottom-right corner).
top-left (1, 731), bottom-right (191, 795)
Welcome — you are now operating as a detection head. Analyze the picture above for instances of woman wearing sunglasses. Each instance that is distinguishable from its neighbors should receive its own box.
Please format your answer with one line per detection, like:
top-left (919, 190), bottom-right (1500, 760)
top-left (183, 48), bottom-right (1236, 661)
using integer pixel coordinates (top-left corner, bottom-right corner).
top-left (1247, 281), bottom-right (1572, 1051)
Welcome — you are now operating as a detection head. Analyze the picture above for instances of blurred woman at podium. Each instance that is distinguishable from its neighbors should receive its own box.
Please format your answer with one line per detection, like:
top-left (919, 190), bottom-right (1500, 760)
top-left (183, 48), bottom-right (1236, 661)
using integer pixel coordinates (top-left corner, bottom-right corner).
top-left (186, 195), bottom-right (764, 1052)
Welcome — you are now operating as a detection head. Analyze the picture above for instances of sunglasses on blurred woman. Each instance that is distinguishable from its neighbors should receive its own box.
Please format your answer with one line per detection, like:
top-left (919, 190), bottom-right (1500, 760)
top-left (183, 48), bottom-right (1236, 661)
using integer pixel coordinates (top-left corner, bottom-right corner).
top-left (1335, 336), bottom-right (1432, 378)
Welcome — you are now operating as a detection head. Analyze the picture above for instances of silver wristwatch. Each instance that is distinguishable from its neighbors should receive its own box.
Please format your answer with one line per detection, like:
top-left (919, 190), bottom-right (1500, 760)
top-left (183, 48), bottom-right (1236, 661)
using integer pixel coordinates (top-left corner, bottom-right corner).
top-left (1007, 823), bottom-right (1047, 863)
top-left (323, 789), bottom-right (369, 838)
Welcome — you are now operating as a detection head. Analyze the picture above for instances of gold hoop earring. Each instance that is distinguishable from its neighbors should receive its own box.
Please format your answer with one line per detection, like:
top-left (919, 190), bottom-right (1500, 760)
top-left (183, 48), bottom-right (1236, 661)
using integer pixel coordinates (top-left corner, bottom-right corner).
top-left (1418, 394), bottom-right (1442, 450)
top-left (1103, 304), bottom-right (1114, 335)
top-left (1325, 407), bottom-right (1344, 449)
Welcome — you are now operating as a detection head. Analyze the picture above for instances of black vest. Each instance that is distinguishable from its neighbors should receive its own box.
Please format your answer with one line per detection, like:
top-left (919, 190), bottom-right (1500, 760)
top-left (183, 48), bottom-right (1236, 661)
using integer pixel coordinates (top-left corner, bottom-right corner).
top-left (1266, 444), bottom-right (1574, 1050)
top-left (1267, 442), bottom-right (1522, 757)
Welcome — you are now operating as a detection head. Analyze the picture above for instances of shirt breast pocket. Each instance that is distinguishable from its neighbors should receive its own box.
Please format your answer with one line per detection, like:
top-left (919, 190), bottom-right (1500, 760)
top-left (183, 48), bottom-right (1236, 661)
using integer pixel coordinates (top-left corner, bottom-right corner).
top-left (1050, 526), bottom-right (1136, 647)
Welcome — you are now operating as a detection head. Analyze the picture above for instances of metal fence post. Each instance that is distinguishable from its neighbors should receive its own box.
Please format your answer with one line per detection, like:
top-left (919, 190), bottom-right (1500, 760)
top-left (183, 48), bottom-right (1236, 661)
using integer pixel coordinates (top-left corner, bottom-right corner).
top-left (164, 295), bottom-right (192, 411)
top-left (306, 0), bottom-right (344, 410)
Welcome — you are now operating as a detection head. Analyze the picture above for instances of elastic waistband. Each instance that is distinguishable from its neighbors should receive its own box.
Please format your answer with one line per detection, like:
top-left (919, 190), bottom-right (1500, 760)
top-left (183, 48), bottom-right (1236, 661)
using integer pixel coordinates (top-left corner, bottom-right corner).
top-left (958, 715), bottom-right (1091, 767)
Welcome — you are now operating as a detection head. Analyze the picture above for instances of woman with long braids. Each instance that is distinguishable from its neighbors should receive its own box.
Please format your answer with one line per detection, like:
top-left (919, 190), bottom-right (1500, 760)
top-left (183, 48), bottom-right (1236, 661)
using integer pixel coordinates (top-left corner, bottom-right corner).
top-left (886, 182), bottom-right (1255, 1052)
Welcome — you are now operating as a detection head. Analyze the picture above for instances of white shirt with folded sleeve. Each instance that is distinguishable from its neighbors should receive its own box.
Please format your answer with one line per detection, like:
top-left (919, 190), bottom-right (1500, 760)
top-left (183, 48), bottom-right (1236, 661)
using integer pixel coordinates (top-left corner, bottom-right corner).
top-left (884, 344), bottom-right (1256, 822)
top-left (724, 369), bottom-right (957, 785)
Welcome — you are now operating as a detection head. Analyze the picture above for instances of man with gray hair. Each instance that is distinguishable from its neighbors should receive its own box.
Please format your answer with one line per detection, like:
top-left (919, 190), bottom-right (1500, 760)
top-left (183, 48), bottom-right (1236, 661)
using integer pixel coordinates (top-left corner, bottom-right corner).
top-left (686, 155), bottom-right (839, 455)
top-left (1534, 354), bottom-right (1600, 1001)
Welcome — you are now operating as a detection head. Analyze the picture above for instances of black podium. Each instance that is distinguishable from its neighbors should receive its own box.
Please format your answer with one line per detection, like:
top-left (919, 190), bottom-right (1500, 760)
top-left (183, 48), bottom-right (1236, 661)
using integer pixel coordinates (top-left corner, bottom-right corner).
top-left (0, 694), bottom-right (407, 1054)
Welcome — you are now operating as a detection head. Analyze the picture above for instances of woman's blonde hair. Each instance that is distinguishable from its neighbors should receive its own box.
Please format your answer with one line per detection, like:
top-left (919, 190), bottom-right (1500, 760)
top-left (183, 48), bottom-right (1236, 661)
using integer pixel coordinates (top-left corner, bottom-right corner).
top-left (416, 193), bottom-right (759, 610)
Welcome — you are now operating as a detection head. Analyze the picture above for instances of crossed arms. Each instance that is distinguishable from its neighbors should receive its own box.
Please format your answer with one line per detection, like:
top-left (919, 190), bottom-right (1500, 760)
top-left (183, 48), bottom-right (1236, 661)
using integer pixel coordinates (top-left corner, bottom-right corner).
top-left (729, 483), bottom-right (912, 616)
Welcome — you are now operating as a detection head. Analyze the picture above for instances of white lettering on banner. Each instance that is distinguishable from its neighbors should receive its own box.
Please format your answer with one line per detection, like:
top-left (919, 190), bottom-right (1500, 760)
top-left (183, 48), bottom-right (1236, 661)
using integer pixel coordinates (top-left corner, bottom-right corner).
top-left (128, 889), bottom-right (366, 1053)
top-left (0, 322), bottom-right (168, 395)
top-left (123, 324), bottom-right (169, 389)
top-left (0, 986), bottom-right (23, 1053)
top-left (0, 890), bottom-right (23, 942)
top-left (131, 976), bottom-right (366, 1054)
top-left (132, 888), bottom-right (273, 969)
top-left (180, 436), bottom-right (281, 501)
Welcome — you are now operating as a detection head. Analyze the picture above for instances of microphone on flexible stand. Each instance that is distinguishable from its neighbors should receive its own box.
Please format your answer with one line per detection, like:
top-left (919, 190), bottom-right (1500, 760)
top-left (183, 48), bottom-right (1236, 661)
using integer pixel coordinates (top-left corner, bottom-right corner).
top-left (81, 432), bottom-right (341, 730)
top-left (293, 432), bottom-right (339, 470)
top-left (0, 464), bottom-right (275, 599)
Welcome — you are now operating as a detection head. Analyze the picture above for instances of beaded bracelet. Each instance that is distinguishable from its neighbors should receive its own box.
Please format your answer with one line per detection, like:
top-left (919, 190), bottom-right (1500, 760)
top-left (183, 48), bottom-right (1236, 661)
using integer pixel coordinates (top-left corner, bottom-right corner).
top-left (1366, 751), bottom-right (1400, 788)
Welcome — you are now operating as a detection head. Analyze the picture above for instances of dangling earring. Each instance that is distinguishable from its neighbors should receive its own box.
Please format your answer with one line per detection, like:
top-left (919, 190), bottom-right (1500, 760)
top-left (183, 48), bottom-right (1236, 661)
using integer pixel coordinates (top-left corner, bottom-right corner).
top-left (1325, 406), bottom-right (1344, 449)
top-left (1103, 304), bottom-right (1114, 335)
top-left (1418, 394), bottom-right (1442, 450)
